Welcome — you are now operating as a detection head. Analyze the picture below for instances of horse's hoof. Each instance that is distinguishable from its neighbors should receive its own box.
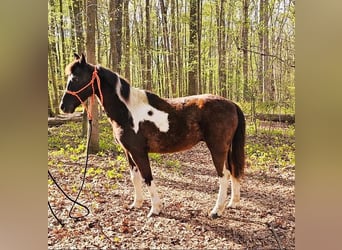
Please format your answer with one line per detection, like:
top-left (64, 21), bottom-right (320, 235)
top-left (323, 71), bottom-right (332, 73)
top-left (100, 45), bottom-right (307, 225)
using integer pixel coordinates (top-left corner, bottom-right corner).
top-left (210, 213), bottom-right (220, 219)
top-left (147, 210), bottom-right (160, 218)
top-left (227, 201), bottom-right (240, 209)
top-left (130, 200), bottom-right (143, 210)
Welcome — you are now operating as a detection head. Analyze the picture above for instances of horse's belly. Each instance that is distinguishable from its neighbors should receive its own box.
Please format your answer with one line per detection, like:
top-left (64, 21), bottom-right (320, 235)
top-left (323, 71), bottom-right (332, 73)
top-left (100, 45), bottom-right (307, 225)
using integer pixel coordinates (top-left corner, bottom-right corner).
top-left (146, 128), bottom-right (202, 154)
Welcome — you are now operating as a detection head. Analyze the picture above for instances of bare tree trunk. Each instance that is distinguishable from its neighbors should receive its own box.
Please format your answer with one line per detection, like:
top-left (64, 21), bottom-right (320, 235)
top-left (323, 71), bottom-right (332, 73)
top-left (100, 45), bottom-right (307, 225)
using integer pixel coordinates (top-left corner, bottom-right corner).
top-left (258, 0), bottom-right (265, 102)
top-left (145, 0), bottom-right (152, 90)
top-left (58, 0), bottom-right (66, 71)
top-left (48, 88), bottom-right (55, 117)
top-left (170, 0), bottom-right (177, 96)
top-left (86, 0), bottom-right (99, 153)
top-left (263, 0), bottom-right (273, 101)
top-left (109, 0), bottom-right (123, 72)
top-left (217, 0), bottom-right (227, 97)
top-left (197, 0), bottom-right (202, 94)
top-left (123, 0), bottom-right (130, 81)
top-left (176, 0), bottom-right (183, 96)
top-left (73, 0), bottom-right (85, 53)
top-left (159, 0), bottom-right (172, 97)
top-left (188, 0), bottom-right (199, 95)
top-left (242, 0), bottom-right (249, 101)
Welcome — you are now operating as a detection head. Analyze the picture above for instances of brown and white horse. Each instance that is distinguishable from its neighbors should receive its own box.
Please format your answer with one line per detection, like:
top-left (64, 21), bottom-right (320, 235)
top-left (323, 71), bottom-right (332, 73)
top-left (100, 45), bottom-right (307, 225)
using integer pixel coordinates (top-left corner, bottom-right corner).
top-left (60, 53), bottom-right (246, 218)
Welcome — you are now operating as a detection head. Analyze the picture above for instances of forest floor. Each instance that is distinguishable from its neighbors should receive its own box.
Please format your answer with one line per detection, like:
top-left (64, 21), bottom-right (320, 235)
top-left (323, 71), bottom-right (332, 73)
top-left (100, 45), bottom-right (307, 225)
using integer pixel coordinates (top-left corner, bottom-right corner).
top-left (48, 119), bottom-right (295, 249)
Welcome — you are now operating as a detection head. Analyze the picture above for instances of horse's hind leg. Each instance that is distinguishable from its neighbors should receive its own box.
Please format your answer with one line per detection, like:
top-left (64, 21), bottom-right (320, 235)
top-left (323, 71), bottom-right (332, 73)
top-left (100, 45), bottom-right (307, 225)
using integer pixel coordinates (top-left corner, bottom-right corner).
top-left (126, 152), bottom-right (144, 209)
top-left (129, 151), bottom-right (162, 217)
top-left (228, 175), bottom-right (241, 208)
top-left (207, 146), bottom-right (230, 218)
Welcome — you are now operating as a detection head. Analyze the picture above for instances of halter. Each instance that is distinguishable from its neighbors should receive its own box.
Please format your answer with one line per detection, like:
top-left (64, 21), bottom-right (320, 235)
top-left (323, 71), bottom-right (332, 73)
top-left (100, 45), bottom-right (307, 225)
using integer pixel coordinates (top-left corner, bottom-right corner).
top-left (66, 67), bottom-right (104, 120)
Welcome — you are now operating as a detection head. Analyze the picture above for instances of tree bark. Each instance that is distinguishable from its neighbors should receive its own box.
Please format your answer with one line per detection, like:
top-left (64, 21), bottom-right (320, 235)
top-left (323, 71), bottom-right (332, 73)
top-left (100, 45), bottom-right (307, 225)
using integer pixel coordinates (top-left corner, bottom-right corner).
top-left (73, 0), bottom-right (85, 53)
top-left (109, 0), bottom-right (123, 72)
top-left (86, 0), bottom-right (99, 153)
top-left (217, 0), bottom-right (227, 97)
top-left (145, 0), bottom-right (152, 90)
top-left (242, 0), bottom-right (249, 100)
top-left (188, 0), bottom-right (199, 95)
top-left (123, 0), bottom-right (130, 81)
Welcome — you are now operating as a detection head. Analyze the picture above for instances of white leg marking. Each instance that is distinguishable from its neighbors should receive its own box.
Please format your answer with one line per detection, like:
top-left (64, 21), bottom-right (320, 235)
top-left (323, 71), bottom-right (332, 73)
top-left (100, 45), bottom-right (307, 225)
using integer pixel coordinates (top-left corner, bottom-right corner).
top-left (116, 77), bottom-right (169, 133)
top-left (130, 167), bottom-right (144, 208)
top-left (228, 175), bottom-right (241, 208)
top-left (210, 167), bottom-right (229, 217)
top-left (146, 181), bottom-right (162, 217)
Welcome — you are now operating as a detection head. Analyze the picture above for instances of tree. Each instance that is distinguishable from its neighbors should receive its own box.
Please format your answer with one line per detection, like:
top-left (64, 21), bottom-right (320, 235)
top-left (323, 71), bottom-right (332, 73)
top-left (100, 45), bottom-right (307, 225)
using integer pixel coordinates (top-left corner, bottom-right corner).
top-left (217, 0), bottom-right (227, 97)
top-left (109, 0), bottom-right (123, 72)
top-left (86, 0), bottom-right (100, 154)
top-left (48, 0), bottom-right (295, 124)
top-left (145, 0), bottom-right (152, 90)
top-left (242, 0), bottom-right (249, 100)
top-left (188, 0), bottom-right (199, 95)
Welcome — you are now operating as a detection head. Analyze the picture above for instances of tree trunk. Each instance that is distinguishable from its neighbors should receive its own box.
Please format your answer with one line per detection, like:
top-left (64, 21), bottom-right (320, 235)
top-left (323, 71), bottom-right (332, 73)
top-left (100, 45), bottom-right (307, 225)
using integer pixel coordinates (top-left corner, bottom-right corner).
top-left (73, 0), bottom-right (85, 53)
top-left (263, 0), bottom-right (273, 101)
top-left (86, 0), bottom-right (99, 153)
top-left (217, 0), bottom-right (227, 97)
top-left (109, 0), bottom-right (123, 72)
top-left (123, 0), bottom-right (130, 80)
top-left (188, 0), bottom-right (199, 95)
top-left (242, 0), bottom-right (249, 101)
top-left (58, 0), bottom-right (66, 71)
top-left (159, 0), bottom-right (172, 97)
top-left (176, 0), bottom-right (183, 96)
top-left (145, 0), bottom-right (152, 90)
top-left (48, 84), bottom-right (55, 117)
top-left (197, 0), bottom-right (202, 95)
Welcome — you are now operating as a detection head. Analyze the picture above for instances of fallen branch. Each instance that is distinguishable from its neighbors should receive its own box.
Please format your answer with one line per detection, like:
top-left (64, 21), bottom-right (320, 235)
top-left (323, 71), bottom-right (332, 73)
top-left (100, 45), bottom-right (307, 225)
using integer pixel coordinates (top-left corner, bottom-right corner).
top-left (266, 222), bottom-right (284, 250)
top-left (255, 113), bottom-right (295, 124)
top-left (48, 112), bottom-right (83, 127)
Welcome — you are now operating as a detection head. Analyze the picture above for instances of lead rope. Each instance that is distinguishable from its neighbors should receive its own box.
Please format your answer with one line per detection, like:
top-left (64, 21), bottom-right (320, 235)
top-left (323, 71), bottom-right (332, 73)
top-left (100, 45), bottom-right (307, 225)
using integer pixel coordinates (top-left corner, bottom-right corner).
top-left (48, 67), bottom-right (102, 226)
top-left (48, 118), bottom-right (92, 226)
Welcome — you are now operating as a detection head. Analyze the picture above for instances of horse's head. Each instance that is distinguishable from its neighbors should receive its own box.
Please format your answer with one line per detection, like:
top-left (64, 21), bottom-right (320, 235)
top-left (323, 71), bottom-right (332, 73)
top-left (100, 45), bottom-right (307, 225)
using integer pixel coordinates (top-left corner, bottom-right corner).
top-left (60, 53), bottom-right (95, 113)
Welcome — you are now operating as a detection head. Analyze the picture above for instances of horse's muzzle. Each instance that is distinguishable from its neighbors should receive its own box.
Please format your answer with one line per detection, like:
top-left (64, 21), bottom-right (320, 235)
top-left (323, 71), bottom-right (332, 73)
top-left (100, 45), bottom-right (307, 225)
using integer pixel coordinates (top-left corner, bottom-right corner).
top-left (60, 102), bottom-right (75, 114)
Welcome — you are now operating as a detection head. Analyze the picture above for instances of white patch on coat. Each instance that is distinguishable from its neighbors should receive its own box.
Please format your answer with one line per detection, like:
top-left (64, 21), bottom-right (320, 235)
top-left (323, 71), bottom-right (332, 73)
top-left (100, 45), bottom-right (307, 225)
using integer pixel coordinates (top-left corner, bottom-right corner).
top-left (116, 77), bottom-right (169, 133)
top-left (66, 74), bottom-right (75, 86)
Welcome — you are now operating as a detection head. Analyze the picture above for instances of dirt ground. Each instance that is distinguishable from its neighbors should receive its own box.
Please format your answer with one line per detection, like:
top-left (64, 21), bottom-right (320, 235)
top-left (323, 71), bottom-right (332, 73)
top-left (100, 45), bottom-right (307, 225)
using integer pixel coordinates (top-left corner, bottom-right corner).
top-left (48, 135), bottom-right (295, 249)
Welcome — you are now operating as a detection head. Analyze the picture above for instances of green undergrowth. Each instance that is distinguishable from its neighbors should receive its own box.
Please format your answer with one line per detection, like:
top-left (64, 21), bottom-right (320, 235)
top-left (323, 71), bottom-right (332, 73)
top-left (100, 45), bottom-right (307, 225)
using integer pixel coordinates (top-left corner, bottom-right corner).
top-left (245, 121), bottom-right (295, 171)
top-left (48, 116), bottom-right (295, 177)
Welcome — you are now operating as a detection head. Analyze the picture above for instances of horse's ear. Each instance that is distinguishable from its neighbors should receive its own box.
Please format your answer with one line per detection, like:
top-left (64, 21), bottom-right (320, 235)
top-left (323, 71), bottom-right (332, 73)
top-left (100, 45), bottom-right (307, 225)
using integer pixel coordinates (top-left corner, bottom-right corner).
top-left (74, 53), bottom-right (80, 60)
top-left (80, 53), bottom-right (86, 64)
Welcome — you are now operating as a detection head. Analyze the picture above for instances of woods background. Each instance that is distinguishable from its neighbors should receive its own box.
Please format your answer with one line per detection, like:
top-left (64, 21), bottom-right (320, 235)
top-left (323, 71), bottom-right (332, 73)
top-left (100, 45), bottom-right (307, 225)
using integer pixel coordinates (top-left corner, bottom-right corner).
top-left (48, 0), bottom-right (295, 117)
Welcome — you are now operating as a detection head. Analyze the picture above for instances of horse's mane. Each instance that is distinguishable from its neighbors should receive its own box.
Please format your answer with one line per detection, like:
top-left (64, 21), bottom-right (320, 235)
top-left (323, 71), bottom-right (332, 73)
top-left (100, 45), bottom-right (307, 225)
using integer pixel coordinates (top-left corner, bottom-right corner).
top-left (64, 60), bottom-right (78, 75)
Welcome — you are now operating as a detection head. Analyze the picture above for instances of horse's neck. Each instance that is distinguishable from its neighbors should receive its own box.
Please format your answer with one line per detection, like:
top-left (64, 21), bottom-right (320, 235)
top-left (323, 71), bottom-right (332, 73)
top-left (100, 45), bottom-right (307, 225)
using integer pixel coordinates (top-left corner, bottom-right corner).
top-left (97, 68), bottom-right (132, 125)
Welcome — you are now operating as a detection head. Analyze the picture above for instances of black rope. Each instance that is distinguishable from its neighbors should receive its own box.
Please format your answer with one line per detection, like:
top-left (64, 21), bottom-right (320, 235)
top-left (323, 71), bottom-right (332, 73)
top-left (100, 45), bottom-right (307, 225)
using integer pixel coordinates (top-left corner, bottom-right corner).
top-left (48, 119), bottom-right (92, 226)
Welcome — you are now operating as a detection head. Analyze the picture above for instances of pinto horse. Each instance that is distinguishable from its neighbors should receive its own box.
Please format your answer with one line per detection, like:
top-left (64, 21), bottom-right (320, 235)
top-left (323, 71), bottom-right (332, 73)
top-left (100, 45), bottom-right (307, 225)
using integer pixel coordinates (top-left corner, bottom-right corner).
top-left (60, 53), bottom-right (246, 218)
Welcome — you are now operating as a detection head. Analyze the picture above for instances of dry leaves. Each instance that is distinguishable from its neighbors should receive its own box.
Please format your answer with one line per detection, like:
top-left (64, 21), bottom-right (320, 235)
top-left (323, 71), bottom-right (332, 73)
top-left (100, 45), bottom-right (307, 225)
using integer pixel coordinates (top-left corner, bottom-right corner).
top-left (48, 124), bottom-right (295, 249)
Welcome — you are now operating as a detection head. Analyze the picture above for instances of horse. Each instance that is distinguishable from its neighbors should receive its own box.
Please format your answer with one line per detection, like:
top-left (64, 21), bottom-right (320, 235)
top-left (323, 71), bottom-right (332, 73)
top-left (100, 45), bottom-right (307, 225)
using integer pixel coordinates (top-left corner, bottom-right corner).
top-left (60, 53), bottom-right (246, 218)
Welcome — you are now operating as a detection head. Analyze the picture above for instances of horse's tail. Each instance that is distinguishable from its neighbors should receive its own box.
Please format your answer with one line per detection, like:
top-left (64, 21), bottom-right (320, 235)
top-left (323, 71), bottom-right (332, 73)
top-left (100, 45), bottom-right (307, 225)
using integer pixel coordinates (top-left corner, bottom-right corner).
top-left (228, 104), bottom-right (246, 179)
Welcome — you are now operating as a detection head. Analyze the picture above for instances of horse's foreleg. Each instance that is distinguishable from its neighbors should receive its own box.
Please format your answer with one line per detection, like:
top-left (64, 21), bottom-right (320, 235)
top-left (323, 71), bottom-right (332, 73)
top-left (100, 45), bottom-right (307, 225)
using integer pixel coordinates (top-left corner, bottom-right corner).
top-left (126, 152), bottom-right (144, 209)
top-left (146, 180), bottom-right (161, 217)
top-left (227, 175), bottom-right (241, 208)
top-left (129, 166), bottom-right (144, 208)
top-left (130, 151), bottom-right (162, 217)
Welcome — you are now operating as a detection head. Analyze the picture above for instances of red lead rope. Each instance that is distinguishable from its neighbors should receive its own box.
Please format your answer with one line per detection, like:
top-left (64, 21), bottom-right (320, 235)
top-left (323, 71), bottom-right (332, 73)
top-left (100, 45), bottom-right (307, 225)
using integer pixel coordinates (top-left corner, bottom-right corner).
top-left (65, 67), bottom-right (104, 120)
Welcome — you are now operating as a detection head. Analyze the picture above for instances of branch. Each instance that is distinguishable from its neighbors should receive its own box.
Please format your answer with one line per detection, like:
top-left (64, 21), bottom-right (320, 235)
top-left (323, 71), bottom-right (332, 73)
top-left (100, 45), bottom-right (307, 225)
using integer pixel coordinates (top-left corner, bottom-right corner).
top-left (237, 46), bottom-right (295, 68)
top-left (266, 222), bottom-right (284, 250)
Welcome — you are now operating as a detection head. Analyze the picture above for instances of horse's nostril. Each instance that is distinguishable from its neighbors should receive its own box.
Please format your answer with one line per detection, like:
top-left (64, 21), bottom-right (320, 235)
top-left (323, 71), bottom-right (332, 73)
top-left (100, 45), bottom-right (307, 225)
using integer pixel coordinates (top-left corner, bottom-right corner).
top-left (60, 103), bottom-right (65, 111)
